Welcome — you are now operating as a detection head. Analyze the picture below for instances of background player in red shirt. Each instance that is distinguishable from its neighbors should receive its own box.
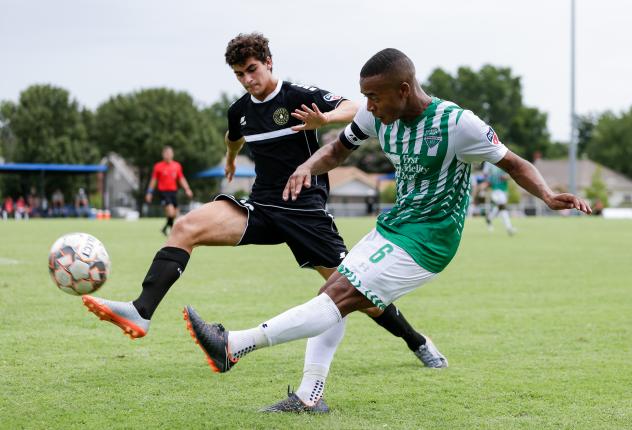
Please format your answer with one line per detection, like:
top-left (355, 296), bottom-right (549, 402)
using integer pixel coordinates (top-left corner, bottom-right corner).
top-left (145, 146), bottom-right (193, 235)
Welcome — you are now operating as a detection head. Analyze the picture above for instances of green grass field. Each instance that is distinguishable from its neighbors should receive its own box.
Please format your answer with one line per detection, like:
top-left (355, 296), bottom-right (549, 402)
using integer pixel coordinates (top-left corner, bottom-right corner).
top-left (1, 216), bottom-right (631, 429)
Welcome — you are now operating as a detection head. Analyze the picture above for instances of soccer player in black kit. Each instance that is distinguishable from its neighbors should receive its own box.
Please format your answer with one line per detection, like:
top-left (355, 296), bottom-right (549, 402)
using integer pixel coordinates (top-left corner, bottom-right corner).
top-left (82, 32), bottom-right (446, 413)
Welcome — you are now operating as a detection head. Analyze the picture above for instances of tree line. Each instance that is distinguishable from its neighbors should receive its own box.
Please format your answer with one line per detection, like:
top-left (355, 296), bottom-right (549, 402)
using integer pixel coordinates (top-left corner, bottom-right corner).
top-left (1, 64), bottom-right (631, 209)
top-left (346, 65), bottom-right (632, 179)
top-left (0, 86), bottom-right (229, 210)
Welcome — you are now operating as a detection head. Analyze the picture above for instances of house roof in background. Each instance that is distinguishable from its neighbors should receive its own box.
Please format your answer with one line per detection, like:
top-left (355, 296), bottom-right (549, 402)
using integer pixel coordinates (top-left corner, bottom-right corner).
top-left (534, 159), bottom-right (632, 191)
top-left (328, 166), bottom-right (378, 190)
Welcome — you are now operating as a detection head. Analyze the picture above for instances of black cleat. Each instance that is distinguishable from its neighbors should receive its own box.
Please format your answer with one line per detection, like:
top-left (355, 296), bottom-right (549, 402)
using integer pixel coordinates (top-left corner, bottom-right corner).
top-left (183, 305), bottom-right (237, 373)
top-left (259, 386), bottom-right (330, 414)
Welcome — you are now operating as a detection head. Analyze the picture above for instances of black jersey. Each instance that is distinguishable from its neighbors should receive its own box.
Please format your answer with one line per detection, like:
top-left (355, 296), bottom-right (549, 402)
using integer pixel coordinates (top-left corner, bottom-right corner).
top-left (227, 80), bottom-right (346, 208)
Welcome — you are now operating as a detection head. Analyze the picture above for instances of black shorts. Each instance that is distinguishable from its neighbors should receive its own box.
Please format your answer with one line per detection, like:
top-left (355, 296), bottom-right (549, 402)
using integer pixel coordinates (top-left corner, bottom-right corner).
top-left (158, 191), bottom-right (178, 207)
top-left (215, 194), bottom-right (348, 269)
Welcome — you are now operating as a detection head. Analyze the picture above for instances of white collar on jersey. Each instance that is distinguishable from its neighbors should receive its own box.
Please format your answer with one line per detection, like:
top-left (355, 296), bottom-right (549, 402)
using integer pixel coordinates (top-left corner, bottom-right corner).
top-left (250, 79), bottom-right (283, 104)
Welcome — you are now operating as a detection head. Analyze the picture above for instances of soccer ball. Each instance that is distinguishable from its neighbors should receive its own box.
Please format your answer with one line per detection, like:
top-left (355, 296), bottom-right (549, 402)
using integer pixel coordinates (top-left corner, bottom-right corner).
top-left (48, 232), bottom-right (111, 295)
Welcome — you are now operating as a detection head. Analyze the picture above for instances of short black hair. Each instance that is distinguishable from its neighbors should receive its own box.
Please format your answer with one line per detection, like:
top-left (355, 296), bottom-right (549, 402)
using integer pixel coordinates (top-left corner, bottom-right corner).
top-left (225, 32), bottom-right (272, 66)
top-left (360, 48), bottom-right (415, 79)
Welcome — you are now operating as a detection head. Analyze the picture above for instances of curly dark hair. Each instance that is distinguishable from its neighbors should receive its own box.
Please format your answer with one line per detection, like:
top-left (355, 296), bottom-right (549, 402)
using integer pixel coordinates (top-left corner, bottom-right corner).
top-left (225, 32), bottom-right (272, 66)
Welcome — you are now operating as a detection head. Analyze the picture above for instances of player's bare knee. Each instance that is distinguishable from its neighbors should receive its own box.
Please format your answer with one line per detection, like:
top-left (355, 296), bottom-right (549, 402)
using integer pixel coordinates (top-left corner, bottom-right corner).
top-left (169, 214), bottom-right (197, 247)
top-left (318, 271), bottom-right (343, 294)
top-left (321, 277), bottom-right (372, 316)
top-left (321, 279), bottom-right (348, 300)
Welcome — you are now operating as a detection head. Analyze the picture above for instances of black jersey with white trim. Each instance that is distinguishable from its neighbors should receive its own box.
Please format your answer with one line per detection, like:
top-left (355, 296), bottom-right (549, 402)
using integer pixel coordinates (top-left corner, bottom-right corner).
top-left (227, 81), bottom-right (346, 208)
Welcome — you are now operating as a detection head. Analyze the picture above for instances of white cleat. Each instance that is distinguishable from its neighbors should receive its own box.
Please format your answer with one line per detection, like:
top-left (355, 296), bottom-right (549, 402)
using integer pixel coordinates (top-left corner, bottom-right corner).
top-left (414, 338), bottom-right (448, 368)
top-left (82, 295), bottom-right (150, 339)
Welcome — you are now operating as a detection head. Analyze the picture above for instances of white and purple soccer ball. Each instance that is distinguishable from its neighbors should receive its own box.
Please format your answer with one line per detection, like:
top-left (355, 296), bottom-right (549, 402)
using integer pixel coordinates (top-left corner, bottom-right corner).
top-left (48, 233), bottom-right (111, 295)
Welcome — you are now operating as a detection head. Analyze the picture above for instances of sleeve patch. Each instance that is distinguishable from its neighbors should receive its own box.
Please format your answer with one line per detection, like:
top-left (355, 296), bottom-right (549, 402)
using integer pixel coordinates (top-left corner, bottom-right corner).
top-left (486, 127), bottom-right (500, 145)
top-left (323, 93), bottom-right (342, 102)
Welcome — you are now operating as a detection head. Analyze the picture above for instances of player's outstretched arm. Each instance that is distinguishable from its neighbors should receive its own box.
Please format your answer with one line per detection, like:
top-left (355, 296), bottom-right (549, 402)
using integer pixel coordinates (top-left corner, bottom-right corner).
top-left (495, 151), bottom-right (592, 214)
top-left (283, 138), bottom-right (353, 201)
top-left (224, 131), bottom-right (246, 182)
top-left (291, 100), bottom-right (359, 131)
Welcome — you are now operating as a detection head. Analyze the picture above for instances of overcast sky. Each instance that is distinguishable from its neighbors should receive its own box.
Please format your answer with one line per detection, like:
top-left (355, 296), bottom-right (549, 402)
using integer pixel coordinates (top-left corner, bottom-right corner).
top-left (1, 0), bottom-right (631, 142)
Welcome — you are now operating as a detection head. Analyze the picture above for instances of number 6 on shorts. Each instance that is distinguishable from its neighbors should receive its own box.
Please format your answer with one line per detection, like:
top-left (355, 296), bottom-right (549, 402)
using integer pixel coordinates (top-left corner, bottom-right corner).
top-left (369, 243), bottom-right (394, 263)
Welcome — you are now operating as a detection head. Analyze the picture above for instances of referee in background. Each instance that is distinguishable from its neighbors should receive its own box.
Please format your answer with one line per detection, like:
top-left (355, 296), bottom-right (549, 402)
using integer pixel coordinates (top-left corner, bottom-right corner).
top-left (145, 146), bottom-right (193, 235)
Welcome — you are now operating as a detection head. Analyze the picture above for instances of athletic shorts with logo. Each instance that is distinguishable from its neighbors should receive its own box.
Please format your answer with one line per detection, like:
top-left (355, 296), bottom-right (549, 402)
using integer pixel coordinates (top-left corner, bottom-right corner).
top-left (216, 194), bottom-right (347, 269)
top-left (337, 229), bottom-right (437, 310)
top-left (158, 191), bottom-right (178, 207)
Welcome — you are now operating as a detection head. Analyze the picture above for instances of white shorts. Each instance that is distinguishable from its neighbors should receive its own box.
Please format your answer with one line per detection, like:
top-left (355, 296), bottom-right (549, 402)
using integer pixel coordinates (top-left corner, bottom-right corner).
top-left (491, 190), bottom-right (508, 205)
top-left (337, 229), bottom-right (437, 310)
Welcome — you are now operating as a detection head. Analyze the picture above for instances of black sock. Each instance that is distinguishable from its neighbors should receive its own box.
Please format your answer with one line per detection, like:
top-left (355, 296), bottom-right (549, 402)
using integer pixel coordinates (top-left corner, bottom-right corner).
top-left (162, 217), bottom-right (174, 233)
top-left (371, 304), bottom-right (426, 351)
top-left (132, 246), bottom-right (190, 320)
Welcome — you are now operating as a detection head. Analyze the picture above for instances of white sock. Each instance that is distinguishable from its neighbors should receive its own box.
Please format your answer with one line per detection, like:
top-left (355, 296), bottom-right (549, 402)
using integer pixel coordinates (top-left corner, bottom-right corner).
top-left (488, 206), bottom-right (499, 221)
top-left (227, 293), bottom-right (342, 359)
top-left (227, 327), bottom-right (268, 359)
top-left (500, 210), bottom-right (513, 231)
top-left (296, 317), bottom-right (347, 406)
top-left (262, 293), bottom-right (342, 345)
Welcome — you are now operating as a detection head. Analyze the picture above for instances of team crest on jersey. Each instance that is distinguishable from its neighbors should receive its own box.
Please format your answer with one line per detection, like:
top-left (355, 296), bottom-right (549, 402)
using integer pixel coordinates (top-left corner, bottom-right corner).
top-left (486, 127), bottom-right (500, 145)
top-left (423, 127), bottom-right (442, 147)
top-left (323, 93), bottom-right (342, 102)
top-left (273, 107), bottom-right (289, 126)
top-left (240, 116), bottom-right (246, 126)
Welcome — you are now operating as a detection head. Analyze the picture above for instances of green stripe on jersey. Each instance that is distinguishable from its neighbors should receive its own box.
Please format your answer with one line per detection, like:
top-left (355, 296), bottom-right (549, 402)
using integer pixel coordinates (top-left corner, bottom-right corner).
top-left (394, 125), bottom-right (405, 154)
top-left (383, 124), bottom-right (393, 153)
top-left (455, 109), bottom-right (464, 125)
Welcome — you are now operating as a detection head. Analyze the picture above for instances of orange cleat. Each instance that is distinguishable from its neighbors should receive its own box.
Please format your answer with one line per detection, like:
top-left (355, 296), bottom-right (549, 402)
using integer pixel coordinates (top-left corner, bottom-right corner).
top-left (82, 295), bottom-right (149, 339)
top-left (183, 305), bottom-right (237, 373)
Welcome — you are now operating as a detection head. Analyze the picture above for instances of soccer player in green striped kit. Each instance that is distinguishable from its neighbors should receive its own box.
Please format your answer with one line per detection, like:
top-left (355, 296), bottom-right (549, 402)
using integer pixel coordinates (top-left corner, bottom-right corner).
top-left (183, 48), bottom-right (592, 412)
top-left (484, 161), bottom-right (517, 235)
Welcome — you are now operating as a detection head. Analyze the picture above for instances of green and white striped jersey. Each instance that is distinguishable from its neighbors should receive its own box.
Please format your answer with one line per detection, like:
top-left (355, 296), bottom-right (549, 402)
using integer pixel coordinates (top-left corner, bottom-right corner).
top-left (484, 162), bottom-right (510, 192)
top-left (340, 97), bottom-right (507, 272)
